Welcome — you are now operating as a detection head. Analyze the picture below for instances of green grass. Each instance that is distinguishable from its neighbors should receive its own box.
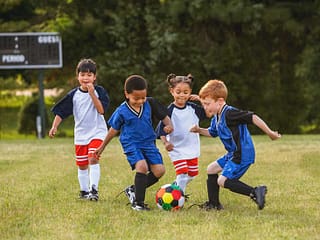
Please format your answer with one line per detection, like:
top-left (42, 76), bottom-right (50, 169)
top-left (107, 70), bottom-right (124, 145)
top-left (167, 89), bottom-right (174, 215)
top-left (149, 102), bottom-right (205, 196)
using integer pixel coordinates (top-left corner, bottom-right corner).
top-left (0, 135), bottom-right (319, 239)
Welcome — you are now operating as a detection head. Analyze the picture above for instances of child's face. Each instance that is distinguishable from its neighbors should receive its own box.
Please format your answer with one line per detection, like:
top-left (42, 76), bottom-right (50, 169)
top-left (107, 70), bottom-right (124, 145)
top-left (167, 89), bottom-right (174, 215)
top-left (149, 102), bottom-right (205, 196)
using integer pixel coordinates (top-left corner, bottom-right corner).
top-left (125, 89), bottom-right (147, 109)
top-left (78, 71), bottom-right (96, 91)
top-left (200, 96), bottom-right (223, 117)
top-left (170, 82), bottom-right (192, 107)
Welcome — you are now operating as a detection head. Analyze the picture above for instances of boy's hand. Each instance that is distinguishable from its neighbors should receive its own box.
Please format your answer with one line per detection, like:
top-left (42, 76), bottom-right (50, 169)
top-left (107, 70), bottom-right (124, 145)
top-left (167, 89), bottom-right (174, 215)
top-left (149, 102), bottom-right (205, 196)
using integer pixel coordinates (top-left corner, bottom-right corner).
top-left (163, 125), bottom-right (173, 134)
top-left (95, 146), bottom-right (104, 157)
top-left (87, 83), bottom-right (95, 94)
top-left (269, 131), bottom-right (281, 140)
top-left (190, 124), bottom-right (200, 133)
top-left (189, 94), bottom-right (200, 101)
top-left (49, 127), bottom-right (57, 138)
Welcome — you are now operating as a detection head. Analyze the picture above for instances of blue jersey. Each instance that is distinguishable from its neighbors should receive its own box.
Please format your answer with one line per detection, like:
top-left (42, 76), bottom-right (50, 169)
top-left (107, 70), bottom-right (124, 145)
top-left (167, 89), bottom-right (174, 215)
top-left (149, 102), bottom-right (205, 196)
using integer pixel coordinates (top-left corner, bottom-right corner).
top-left (51, 85), bottom-right (109, 145)
top-left (208, 104), bottom-right (255, 164)
top-left (108, 97), bottom-right (168, 153)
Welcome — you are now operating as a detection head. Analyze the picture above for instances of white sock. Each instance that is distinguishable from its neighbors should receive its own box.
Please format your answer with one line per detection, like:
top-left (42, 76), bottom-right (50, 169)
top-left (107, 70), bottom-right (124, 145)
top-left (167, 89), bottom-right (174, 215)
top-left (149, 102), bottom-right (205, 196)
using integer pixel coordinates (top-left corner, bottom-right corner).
top-left (89, 164), bottom-right (100, 190)
top-left (176, 174), bottom-right (189, 193)
top-left (78, 168), bottom-right (89, 192)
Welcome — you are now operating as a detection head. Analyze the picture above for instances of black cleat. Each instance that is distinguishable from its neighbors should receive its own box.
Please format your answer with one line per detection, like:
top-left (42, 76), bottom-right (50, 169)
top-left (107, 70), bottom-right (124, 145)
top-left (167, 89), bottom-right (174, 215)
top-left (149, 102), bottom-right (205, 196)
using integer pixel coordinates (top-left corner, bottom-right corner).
top-left (88, 185), bottom-right (99, 201)
top-left (124, 185), bottom-right (136, 204)
top-left (196, 201), bottom-right (224, 211)
top-left (79, 191), bottom-right (90, 200)
top-left (131, 201), bottom-right (150, 211)
top-left (251, 185), bottom-right (267, 210)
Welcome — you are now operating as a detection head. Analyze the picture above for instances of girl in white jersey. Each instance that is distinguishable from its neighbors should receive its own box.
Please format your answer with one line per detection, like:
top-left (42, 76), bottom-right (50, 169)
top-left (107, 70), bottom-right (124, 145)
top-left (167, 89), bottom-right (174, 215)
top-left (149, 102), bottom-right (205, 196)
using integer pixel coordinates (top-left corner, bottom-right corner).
top-left (49, 59), bottom-right (109, 201)
top-left (158, 73), bottom-right (207, 195)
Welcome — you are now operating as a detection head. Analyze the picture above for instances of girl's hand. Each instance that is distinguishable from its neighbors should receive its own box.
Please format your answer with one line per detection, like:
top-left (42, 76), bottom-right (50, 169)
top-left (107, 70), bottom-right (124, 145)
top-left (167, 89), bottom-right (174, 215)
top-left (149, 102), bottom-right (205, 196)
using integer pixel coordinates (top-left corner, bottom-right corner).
top-left (164, 141), bottom-right (174, 151)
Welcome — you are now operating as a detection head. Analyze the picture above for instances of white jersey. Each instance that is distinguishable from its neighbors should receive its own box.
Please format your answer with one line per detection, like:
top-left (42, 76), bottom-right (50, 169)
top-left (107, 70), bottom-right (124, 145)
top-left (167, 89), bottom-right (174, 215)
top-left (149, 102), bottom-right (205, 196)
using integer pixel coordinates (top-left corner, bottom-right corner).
top-left (157, 102), bottom-right (207, 161)
top-left (51, 85), bottom-right (109, 145)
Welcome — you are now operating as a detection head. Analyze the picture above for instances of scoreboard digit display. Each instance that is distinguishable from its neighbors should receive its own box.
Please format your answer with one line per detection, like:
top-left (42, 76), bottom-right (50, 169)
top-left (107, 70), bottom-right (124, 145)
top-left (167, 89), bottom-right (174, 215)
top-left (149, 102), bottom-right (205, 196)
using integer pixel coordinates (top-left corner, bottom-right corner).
top-left (0, 32), bottom-right (62, 69)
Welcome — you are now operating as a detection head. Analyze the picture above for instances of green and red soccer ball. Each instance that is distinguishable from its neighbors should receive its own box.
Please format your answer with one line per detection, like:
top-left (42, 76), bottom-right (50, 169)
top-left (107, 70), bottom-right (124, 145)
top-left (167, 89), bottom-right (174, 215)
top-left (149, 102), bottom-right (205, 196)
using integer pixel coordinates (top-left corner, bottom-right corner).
top-left (156, 183), bottom-right (185, 211)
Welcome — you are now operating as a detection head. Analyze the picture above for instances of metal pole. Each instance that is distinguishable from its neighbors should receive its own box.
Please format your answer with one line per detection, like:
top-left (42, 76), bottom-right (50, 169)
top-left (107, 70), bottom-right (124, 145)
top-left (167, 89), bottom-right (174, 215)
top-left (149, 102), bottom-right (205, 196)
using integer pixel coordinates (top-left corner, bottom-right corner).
top-left (38, 70), bottom-right (45, 139)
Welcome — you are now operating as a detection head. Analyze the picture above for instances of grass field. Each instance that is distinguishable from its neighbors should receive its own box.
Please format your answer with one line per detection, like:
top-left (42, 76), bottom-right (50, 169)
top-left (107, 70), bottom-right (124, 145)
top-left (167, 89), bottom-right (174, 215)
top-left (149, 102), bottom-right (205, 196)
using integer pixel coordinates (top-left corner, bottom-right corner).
top-left (0, 135), bottom-right (319, 239)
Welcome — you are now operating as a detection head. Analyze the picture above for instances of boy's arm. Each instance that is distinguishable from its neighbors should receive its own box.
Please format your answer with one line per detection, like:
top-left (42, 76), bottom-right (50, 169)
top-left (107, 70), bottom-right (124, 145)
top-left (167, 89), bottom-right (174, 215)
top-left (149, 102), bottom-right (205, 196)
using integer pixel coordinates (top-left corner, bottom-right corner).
top-left (252, 114), bottom-right (281, 140)
top-left (95, 127), bottom-right (119, 156)
top-left (190, 125), bottom-right (212, 137)
top-left (87, 83), bottom-right (105, 114)
top-left (49, 115), bottom-right (63, 138)
top-left (161, 116), bottom-right (174, 134)
top-left (160, 135), bottom-right (174, 151)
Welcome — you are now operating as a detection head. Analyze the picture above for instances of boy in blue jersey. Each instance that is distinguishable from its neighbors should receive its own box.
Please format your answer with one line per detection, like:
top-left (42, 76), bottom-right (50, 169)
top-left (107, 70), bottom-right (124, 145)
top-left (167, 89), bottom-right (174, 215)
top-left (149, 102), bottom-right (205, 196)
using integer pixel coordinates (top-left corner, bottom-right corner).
top-left (190, 79), bottom-right (281, 210)
top-left (95, 75), bottom-right (173, 211)
top-left (49, 59), bottom-right (110, 201)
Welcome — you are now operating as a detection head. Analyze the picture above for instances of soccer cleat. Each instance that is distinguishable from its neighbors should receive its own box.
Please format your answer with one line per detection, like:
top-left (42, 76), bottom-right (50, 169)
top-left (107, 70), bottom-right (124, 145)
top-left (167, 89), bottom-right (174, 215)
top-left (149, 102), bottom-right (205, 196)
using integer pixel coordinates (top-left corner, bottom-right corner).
top-left (79, 191), bottom-right (90, 200)
top-left (88, 185), bottom-right (99, 201)
top-left (184, 193), bottom-right (190, 202)
top-left (124, 185), bottom-right (135, 204)
top-left (131, 201), bottom-right (150, 211)
top-left (251, 185), bottom-right (267, 210)
top-left (197, 201), bottom-right (224, 211)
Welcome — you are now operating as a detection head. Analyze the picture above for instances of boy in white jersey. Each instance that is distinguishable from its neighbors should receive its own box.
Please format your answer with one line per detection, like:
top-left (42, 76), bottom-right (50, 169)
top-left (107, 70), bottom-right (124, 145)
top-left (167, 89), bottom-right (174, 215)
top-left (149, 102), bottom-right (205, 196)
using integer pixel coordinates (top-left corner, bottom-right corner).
top-left (49, 59), bottom-right (109, 201)
top-left (157, 73), bottom-right (207, 195)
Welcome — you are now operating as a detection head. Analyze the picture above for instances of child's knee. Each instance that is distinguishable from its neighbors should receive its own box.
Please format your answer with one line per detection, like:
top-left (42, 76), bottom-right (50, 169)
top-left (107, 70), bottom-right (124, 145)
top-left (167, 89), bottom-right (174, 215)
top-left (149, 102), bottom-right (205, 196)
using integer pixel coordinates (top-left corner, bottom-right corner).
top-left (153, 165), bottom-right (165, 178)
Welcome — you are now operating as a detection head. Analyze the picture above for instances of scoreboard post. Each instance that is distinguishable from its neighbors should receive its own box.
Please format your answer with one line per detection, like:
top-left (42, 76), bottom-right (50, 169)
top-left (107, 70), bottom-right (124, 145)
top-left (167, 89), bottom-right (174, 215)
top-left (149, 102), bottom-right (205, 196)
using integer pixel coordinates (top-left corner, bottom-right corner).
top-left (0, 32), bottom-right (63, 138)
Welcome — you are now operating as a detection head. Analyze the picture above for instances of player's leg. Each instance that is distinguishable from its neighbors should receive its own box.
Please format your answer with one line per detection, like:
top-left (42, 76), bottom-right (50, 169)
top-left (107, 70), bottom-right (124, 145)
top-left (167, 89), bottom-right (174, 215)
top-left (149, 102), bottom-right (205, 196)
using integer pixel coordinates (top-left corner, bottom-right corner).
top-left (219, 161), bottom-right (267, 210)
top-left (144, 145), bottom-right (165, 188)
top-left (87, 139), bottom-right (102, 201)
top-left (132, 159), bottom-right (149, 210)
top-left (172, 159), bottom-right (189, 193)
top-left (204, 160), bottom-right (223, 210)
top-left (186, 158), bottom-right (199, 185)
top-left (75, 144), bottom-right (89, 199)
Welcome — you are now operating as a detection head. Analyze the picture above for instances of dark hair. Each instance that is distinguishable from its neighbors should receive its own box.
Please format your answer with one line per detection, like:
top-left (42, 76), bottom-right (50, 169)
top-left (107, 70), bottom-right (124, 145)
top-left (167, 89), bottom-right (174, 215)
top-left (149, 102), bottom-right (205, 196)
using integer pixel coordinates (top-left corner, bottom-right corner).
top-left (124, 75), bottom-right (148, 93)
top-left (76, 58), bottom-right (97, 75)
top-left (167, 73), bottom-right (194, 88)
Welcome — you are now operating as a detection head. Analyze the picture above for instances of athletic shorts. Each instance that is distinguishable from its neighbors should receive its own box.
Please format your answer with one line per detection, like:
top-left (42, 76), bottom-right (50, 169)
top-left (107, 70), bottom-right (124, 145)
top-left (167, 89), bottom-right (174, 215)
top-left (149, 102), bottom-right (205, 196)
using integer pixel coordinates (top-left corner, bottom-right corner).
top-left (173, 158), bottom-right (199, 177)
top-left (217, 153), bottom-right (252, 179)
top-left (75, 139), bottom-right (103, 166)
top-left (125, 144), bottom-right (163, 170)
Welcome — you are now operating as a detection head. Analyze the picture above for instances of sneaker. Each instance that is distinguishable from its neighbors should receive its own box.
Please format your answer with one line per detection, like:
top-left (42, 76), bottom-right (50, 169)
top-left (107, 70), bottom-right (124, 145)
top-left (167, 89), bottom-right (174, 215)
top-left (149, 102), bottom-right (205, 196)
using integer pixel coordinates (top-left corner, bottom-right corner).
top-left (251, 185), bottom-right (267, 210)
top-left (131, 201), bottom-right (150, 211)
top-left (79, 191), bottom-right (90, 200)
top-left (124, 185), bottom-right (135, 204)
top-left (89, 185), bottom-right (99, 201)
top-left (198, 201), bottom-right (224, 211)
top-left (184, 193), bottom-right (190, 202)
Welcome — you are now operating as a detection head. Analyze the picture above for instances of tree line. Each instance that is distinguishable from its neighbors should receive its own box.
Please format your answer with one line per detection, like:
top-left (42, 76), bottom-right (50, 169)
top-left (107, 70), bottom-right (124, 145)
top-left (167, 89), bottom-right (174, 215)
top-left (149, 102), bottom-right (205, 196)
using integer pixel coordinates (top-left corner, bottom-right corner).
top-left (1, 0), bottom-right (320, 133)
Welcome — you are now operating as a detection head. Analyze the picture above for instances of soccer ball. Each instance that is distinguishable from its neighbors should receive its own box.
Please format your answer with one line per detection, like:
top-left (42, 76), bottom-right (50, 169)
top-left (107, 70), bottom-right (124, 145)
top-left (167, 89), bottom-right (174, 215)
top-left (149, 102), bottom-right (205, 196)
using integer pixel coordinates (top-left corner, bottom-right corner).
top-left (155, 183), bottom-right (185, 211)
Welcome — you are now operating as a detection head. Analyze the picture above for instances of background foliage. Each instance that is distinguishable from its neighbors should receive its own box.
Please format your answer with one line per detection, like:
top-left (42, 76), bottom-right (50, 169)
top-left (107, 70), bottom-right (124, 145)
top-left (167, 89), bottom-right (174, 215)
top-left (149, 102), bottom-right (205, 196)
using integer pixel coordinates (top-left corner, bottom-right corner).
top-left (1, 0), bottom-right (320, 134)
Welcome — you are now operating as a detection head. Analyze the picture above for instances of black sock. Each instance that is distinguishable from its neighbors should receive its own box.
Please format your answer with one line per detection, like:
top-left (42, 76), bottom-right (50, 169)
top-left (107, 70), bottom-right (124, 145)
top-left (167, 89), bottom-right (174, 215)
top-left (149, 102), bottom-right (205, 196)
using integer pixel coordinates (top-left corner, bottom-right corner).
top-left (146, 172), bottom-right (159, 188)
top-left (207, 174), bottom-right (220, 205)
top-left (134, 172), bottom-right (147, 204)
top-left (224, 178), bottom-right (254, 196)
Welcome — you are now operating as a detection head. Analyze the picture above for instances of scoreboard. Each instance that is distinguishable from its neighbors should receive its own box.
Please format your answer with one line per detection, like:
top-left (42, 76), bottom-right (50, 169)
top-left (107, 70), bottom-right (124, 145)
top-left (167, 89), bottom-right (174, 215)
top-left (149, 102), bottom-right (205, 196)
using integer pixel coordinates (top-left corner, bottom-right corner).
top-left (0, 32), bottom-right (62, 69)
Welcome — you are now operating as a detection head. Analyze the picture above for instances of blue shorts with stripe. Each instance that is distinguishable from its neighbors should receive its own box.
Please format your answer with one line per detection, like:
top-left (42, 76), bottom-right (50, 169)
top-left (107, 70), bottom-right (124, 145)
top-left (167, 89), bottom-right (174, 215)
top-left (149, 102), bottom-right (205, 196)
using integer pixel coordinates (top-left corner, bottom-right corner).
top-left (217, 153), bottom-right (253, 179)
top-left (124, 144), bottom-right (163, 170)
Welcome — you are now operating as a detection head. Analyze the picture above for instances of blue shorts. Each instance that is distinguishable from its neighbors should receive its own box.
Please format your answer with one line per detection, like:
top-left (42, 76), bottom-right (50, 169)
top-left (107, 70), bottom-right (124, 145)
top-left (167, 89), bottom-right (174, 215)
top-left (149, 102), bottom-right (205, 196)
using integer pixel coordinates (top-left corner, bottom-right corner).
top-left (125, 144), bottom-right (163, 170)
top-left (217, 153), bottom-right (252, 179)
